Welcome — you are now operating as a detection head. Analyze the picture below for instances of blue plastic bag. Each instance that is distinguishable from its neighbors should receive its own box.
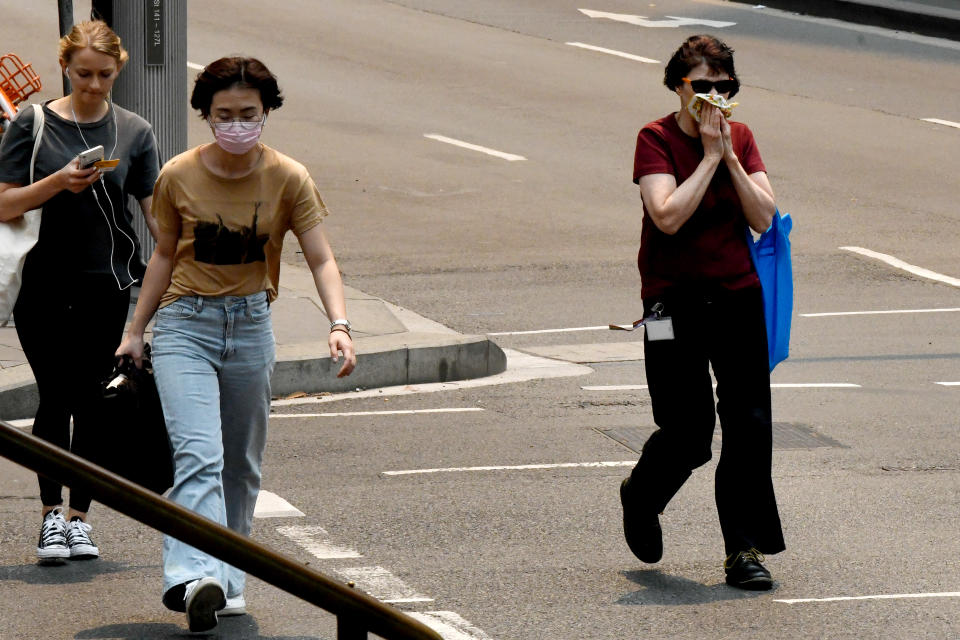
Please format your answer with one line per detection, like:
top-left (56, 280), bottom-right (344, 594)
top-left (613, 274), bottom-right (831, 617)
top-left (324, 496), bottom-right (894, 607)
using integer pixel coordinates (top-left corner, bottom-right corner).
top-left (745, 210), bottom-right (793, 371)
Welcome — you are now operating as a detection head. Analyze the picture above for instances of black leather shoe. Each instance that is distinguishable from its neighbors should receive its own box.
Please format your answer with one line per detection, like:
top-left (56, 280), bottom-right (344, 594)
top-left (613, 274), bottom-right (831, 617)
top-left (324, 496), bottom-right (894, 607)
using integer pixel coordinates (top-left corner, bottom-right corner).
top-left (724, 549), bottom-right (773, 590)
top-left (620, 477), bottom-right (662, 563)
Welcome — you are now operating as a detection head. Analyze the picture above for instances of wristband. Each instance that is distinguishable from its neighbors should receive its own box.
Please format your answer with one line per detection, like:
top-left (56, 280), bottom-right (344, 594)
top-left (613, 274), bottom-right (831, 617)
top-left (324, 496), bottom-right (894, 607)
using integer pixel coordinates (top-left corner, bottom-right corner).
top-left (329, 319), bottom-right (351, 332)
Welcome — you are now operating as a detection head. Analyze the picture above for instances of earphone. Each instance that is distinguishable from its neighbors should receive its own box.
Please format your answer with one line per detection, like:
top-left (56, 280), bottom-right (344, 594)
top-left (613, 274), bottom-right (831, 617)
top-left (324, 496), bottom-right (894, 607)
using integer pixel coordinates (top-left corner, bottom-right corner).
top-left (70, 100), bottom-right (138, 291)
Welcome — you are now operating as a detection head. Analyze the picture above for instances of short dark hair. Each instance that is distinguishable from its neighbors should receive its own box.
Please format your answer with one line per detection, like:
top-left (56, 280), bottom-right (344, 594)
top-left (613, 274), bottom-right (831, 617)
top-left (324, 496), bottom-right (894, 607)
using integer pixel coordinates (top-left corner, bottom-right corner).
top-left (190, 56), bottom-right (284, 118)
top-left (663, 35), bottom-right (739, 98)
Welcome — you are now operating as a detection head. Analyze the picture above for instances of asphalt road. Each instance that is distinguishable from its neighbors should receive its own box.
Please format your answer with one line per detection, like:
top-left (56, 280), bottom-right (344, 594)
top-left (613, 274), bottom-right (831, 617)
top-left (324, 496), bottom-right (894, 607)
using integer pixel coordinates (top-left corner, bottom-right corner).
top-left (1, 1), bottom-right (959, 638)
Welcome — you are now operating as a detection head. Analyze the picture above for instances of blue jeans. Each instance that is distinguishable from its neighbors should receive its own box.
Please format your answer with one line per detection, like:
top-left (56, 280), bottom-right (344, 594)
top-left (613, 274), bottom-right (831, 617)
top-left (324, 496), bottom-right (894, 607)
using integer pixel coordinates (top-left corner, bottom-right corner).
top-left (152, 292), bottom-right (275, 602)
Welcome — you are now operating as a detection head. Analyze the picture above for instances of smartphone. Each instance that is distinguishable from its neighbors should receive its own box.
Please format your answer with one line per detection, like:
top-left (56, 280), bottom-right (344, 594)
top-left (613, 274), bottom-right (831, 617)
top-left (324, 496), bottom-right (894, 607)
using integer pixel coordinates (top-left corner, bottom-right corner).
top-left (77, 145), bottom-right (104, 169)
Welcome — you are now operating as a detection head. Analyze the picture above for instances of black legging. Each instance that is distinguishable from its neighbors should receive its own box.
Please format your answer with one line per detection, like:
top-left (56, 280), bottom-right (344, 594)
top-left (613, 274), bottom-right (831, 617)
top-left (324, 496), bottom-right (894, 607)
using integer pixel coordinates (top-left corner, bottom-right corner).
top-left (14, 270), bottom-right (130, 513)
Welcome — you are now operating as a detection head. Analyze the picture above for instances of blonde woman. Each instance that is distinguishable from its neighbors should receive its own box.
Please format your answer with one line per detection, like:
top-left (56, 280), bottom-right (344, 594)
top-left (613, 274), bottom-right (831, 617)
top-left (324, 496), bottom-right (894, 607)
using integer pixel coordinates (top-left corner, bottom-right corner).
top-left (0, 20), bottom-right (160, 564)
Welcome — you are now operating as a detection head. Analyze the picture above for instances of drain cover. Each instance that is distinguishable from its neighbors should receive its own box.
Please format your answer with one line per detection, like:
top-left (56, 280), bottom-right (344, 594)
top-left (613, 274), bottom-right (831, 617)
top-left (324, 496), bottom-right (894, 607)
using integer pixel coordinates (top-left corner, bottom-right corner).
top-left (597, 423), bottom-right (843, 453)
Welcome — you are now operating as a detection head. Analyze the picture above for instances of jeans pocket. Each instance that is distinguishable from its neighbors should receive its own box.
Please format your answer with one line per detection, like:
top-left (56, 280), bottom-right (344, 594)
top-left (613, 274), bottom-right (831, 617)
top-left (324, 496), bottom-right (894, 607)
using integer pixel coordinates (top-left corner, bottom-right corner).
top-left (156, 298), bottom-right (199, 321)
top-left (246, 299), bottom-right (271, 324)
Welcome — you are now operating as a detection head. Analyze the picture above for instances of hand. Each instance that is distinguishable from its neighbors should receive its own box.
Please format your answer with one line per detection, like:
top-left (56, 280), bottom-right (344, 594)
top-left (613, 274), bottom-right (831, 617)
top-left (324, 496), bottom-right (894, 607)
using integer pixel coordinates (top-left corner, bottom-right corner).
top-left (329, 329), bottom-right (356, 378)
top-left (719, 112), bottom-right (736, 162)
top-left (698, 103), bottom-right (725, 161)
top-left (115, 333), bottom-right (145, 369)
top-left (57, 157), bottom-right (100, 194)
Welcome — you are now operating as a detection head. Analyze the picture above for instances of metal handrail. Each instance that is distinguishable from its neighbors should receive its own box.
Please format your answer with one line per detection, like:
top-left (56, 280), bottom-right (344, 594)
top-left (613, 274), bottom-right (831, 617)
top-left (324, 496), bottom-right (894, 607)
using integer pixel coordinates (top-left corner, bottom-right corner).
top-left (0, 420), bottom-right (442, 640)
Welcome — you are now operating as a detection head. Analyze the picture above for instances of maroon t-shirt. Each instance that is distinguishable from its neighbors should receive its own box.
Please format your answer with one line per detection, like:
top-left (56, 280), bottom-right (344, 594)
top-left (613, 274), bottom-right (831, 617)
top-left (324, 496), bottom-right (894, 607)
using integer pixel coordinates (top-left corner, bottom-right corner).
top-left (632, 113), bottom-right (765, 299)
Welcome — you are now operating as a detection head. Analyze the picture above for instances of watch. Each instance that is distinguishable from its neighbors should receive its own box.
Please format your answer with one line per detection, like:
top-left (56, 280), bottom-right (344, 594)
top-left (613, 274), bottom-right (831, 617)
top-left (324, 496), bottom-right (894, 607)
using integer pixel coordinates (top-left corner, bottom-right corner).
top-left (329, 319), bottom-right (351, 332)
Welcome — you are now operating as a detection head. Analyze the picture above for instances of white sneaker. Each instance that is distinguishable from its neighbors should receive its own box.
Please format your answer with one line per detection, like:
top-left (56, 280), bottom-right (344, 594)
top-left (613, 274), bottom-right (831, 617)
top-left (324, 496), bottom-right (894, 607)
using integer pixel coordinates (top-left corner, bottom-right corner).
top-left (184, 577), bottom-right (226, 632)
top-left (36, 507), bottom-right (69, 565)
top-left (220, 594), bottom-right (246, 616)
top-left (65, 518), bottom-right (99, 559)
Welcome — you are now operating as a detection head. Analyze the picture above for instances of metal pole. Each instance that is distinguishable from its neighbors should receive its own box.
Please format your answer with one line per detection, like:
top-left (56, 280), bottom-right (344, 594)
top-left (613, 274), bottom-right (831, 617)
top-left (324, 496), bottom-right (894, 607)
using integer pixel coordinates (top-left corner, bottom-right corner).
top-left (0, 421), bottom-right (442, 640)
top-left (57, 0), bottom-right (74, 95)
top-left (95, 0), bottom-right (188, 264)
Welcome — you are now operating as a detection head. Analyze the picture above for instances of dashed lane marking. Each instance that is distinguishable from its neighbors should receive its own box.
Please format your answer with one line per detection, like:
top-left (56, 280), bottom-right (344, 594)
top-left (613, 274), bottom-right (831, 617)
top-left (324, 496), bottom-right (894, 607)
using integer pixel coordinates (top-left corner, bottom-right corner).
top-left (409, 611), bottom-right (495, 640)
top-left (335, 566), bottom-right (434, 604)
top-left (841, 247), bottom-right (960, 288)
top-left (936, 382), bottom-right (960, 386)
top-left (424, 134), bottom-right (526, 162)
top-left (802, 307), bottom-right (960, 317)
top-left (270, 408), bottom-right (483, 418)
top-left (921, 118), bottom-right (960, 129)
top-left (276, 525), bottom-right (362, 559)
top-left (565, 42), bottom-right (659, 63)
top-left (581, 383), bottom-right (862, 391)
top-left (186, 61), bottom-right (204, 70)
top-left (253, 491), bottom-right (305, 518)
top-left (383, 461), bottom-right (635, 476)
top-left (776, 592), bottom-right (960, 604)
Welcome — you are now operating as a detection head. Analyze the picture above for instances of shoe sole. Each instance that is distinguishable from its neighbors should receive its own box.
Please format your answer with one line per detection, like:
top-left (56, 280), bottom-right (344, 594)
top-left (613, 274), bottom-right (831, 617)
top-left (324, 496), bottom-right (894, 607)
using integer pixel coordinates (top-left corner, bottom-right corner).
top-left (186, 580), bottom-right (226, 632)
top-left (726, 575), bottom-right (773, 591)
top-left (69, 544), bottom-right (100, 560)
top-left (37, 548), bottom-right (70, 565)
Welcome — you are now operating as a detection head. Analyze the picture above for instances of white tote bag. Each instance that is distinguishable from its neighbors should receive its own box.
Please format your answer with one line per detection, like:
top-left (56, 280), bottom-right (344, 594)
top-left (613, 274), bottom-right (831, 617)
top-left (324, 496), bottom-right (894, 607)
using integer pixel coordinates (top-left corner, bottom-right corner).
top-left (0, 104), bottom-right (45, 326)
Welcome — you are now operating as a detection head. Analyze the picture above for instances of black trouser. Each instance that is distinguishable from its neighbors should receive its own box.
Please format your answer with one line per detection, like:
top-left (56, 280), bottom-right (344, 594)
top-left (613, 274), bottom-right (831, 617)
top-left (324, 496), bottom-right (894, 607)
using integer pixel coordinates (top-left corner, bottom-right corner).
top-left (629, 285), bottom-right (785, 555)
top-left (14, 271), bottom-right (130, 513)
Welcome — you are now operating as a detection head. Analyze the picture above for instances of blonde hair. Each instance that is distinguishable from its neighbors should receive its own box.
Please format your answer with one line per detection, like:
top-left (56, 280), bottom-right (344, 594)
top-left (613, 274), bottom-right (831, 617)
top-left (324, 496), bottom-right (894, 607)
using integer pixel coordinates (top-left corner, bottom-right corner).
top-left (58, 20), bottom-right (129, 69)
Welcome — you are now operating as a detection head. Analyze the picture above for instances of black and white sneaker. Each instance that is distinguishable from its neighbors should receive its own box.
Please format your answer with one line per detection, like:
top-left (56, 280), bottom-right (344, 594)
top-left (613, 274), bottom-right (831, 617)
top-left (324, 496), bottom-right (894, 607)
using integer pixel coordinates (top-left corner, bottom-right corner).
top-left (66, 517), bottom-right (100, 560)
top-left (37, 507), bottom-right (69, 565)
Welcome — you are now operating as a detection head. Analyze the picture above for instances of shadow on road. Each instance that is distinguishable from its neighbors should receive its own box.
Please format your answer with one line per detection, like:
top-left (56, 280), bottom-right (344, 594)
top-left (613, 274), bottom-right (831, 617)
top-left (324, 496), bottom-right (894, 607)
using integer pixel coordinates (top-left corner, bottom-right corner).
top-left (617, 569), bottom-right (774, 605)
top-left (76, 617), bottom-right (321, 639)
top-left (0, 560), bottom-right (150, 585)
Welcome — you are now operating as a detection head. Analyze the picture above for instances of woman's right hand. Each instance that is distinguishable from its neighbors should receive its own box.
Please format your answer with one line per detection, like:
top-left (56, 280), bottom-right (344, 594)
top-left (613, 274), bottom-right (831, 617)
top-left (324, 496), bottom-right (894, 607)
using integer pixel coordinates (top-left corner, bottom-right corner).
top-left (115, 333), bottom-right (145, 369)
top-left (57, 158), bottom-right (100, 193)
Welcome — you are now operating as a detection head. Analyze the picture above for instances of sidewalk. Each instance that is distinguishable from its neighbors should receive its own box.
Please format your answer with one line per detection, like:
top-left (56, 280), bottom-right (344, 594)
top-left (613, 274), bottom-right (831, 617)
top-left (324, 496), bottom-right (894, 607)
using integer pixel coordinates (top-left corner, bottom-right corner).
top-left (733, 0), bottom-right (960, 41)
top-left (0, 261), bottom-right (507, 421)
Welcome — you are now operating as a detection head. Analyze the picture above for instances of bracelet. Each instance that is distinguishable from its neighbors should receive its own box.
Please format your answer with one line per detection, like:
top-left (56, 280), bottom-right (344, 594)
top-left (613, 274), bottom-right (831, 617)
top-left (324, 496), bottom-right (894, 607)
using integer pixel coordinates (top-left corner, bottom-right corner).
top-left (329, 318), bottom-right (351, 332)
top-left (330, 326), bottom-right (352, 336)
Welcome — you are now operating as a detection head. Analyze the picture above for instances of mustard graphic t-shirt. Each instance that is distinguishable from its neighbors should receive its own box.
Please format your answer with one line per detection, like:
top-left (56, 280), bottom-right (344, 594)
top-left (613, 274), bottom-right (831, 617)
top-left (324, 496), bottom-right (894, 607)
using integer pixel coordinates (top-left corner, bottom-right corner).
top-left (152, 145), bottom-right (327, 306)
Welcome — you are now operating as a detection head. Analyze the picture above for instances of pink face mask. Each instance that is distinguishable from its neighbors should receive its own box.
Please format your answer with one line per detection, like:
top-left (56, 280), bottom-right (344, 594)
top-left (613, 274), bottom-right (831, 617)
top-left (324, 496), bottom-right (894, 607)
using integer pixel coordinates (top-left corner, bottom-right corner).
top-left (209, 116), bottom-right (265, 154)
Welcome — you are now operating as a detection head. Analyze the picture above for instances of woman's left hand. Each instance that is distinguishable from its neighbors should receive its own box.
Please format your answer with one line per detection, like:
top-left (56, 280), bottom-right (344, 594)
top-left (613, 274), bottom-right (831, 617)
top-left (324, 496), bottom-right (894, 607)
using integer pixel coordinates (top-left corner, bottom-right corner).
top-left (329, 330), bottom-right (357, 378)
top-left (720, 113), bottom-right (735, 162)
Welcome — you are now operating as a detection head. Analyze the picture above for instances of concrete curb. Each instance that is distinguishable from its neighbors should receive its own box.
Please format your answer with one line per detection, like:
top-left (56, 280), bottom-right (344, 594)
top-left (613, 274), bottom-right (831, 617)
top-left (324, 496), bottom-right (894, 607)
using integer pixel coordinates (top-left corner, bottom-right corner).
top-left (0, 334), bottom-right (507, 420)
top-left (731, 0), bottom-right (960, 42)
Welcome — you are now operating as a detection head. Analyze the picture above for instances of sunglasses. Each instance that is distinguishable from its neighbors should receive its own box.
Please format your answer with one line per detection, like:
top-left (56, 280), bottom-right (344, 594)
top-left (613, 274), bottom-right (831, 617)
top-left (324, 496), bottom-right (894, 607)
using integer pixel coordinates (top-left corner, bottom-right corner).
top-left (682, 77), bottom-right (737, 94)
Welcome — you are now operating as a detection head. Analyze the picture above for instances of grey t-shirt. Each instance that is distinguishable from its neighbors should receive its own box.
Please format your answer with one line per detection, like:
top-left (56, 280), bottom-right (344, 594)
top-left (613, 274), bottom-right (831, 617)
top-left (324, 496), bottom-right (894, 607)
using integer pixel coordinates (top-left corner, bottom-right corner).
top-left (0, 100), bottom-right (160, 288)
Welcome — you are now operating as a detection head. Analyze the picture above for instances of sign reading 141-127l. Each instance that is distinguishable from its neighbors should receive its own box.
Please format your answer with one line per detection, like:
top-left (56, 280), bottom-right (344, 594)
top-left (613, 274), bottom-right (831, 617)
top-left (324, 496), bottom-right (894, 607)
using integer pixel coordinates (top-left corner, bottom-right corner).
top-left (146, 0), bottom-right (164, 66)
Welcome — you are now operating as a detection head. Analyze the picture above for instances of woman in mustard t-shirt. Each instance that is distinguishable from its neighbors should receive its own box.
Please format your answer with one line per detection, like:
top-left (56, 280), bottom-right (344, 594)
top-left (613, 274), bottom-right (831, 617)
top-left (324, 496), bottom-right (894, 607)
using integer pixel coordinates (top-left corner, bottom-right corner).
top-left (116, 57), bottom-right (355, 633)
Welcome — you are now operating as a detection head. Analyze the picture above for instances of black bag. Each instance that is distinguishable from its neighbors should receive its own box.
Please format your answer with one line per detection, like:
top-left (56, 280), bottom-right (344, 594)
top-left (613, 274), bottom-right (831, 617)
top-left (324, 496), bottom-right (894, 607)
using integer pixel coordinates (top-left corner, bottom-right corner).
top-left (98, 343), bottom-right (174, 494)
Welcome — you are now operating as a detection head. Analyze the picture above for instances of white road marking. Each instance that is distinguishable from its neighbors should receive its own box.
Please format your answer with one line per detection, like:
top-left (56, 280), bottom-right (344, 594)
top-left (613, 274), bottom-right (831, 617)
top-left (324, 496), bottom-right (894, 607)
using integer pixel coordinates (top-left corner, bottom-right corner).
top-left (424, 134), bottom-right (526, 162)
top-left (936, 382), bottom-right (960, 386)
top-left (487, 325), bottom-right (607, 336)
top-left (4, 418), bottom-right (33, 429)
top-left (841, 247), bottom-right (960, 288)
top-left (409, 611), bottom-right (494, 640)
top-left (270, 408), bottom-right (483, 419)
top-left (565, 42), bottom-right (659, 63)
top-left (383, 461), bottom-right (635, 476)
top-left (271, 349), bottom-right (592, 407)
top-left (776, 592), bottom-right (960, 604)
top-left (277, 525), bottom-right (362, 559)
top-left (578, 8), bottom-right (735, 28)
top-left (921, 118), bottom-right (960, 129)
top-left (802, 307), bottom-right (960, 318)
top-left (254, 491), bottom-right (305, 518)
top-left (581, 383), bottom-right (861, 391)
top-left (186, 61), bottom-right (204, 71)
top-left (335, 566), bottom-right (434, 603)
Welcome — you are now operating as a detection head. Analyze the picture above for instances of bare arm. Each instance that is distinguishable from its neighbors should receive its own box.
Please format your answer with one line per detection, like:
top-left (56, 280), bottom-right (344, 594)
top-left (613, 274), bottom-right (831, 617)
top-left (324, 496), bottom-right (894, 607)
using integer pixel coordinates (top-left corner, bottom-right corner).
top-left (0, 159), bottom-right (100, 222)
top-left (115, 223), bottom-right (178, 367)
top-left (298, 223), bottom-right (356, 378)
top-left (717, 110), bottom-right (776, 232)
top-left (138, 195), bottom-right (159, 241)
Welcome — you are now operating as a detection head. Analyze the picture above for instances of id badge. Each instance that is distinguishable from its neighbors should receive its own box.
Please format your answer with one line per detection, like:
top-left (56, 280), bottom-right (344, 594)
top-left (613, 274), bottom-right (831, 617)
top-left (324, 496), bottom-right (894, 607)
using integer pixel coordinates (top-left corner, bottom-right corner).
top-left (644, 317), bottom-right (675, 341)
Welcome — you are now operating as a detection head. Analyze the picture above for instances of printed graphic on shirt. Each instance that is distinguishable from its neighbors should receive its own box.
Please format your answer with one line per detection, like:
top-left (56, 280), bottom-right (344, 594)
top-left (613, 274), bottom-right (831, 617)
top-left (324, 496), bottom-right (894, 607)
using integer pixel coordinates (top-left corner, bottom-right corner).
top-left (194, 202), bottom-right (269, 265)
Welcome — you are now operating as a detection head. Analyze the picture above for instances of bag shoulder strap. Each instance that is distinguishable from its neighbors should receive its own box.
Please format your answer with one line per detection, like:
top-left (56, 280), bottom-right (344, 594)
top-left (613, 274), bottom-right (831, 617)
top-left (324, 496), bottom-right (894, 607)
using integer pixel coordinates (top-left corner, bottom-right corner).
top-left (29, 103), bottom-right (45, 185)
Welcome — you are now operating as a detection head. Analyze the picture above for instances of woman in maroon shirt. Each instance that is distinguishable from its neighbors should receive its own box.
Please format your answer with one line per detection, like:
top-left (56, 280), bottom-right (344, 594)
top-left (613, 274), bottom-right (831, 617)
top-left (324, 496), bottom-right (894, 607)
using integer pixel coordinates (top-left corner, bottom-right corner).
top-left (620, 35), bottom-right (785, 590)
